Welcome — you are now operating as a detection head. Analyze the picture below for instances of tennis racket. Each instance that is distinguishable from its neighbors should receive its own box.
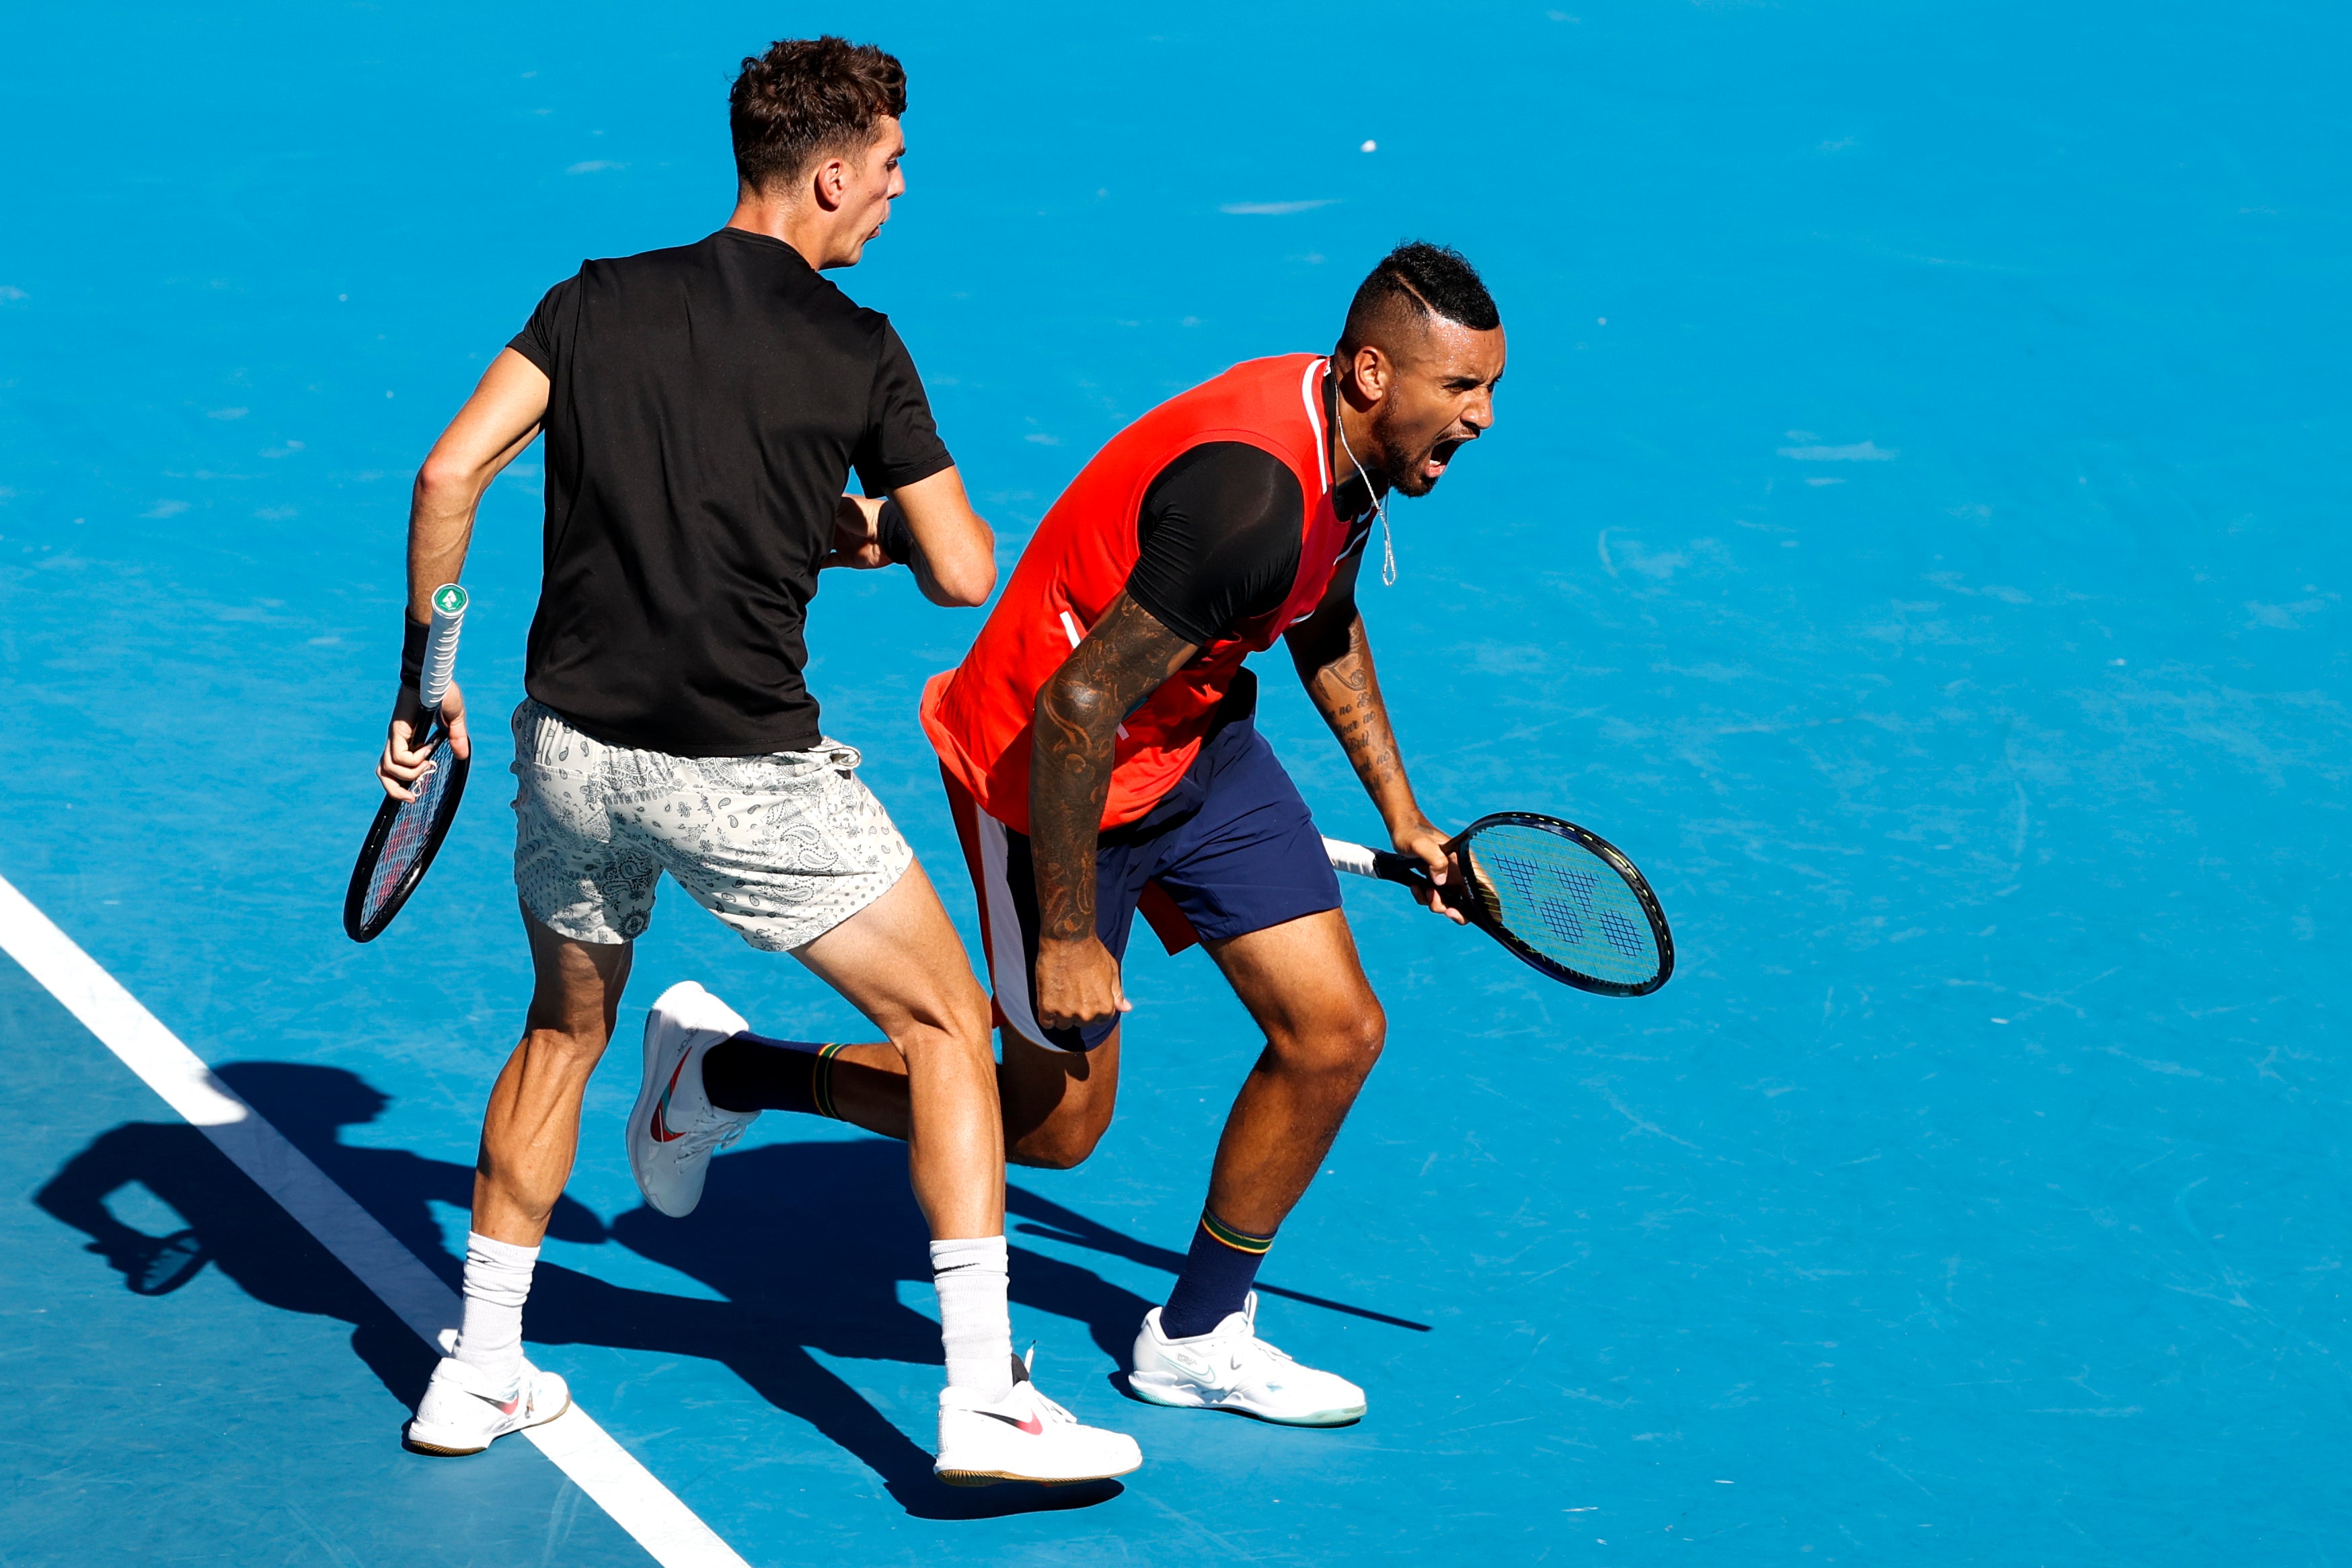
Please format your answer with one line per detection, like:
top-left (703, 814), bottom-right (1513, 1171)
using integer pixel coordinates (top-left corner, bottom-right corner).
top-left (126, 1229), bottom-right (211, 1297)
top-left (343, 583), bottom-right (469, 943)
top-left (1324, 812), bottom-right (1673, 996)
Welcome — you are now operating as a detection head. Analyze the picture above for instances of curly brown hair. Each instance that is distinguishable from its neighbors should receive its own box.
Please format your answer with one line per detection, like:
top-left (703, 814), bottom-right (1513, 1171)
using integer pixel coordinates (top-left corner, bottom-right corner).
top-left (730, 37), bottom-right (907, 195)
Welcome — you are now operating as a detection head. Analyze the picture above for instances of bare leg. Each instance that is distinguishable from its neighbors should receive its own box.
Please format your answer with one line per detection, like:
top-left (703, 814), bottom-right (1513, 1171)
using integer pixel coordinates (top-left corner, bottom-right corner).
top-left (472, 908), bottom-right (632, 1245)
top-left (803, 908), bottom-right (1375, 1226)
top-left (1199, 910), bottom-right (1385, 1235)
top-left (819, 1023), bottom-right (1124, 1173)
top-left (999, 1030), bottom-right (1121, 1170)
top-left (788, 861), bottom-right (1004, 1240)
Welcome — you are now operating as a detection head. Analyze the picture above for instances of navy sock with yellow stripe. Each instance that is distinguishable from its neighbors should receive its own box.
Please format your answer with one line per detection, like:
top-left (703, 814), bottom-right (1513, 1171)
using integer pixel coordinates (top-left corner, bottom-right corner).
top-left (1160, 1208), bottom-right (1277, 1339)
top-left (699, 1032), bottom-right (849, 1120)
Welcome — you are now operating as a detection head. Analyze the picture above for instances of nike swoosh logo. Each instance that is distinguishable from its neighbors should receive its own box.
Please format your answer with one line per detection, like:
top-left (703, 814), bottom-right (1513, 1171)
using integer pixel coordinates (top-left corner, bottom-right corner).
top-left (977, 1409), bottom-right (1045, 1436)
top-left (650, 1051), bottom-right (690, 1143)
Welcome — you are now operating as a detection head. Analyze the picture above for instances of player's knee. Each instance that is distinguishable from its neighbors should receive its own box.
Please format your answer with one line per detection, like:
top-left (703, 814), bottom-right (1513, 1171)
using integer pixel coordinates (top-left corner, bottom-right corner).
top-left (891, 1013), bottom-right (993, 1077)
top-left (1005, 1076), bottom-right (1114, 1170)
top-left (888, 985), bottom-right (993, 1060)
top-left (1010, 1111), bottom-right (1108, 1171)
top-left (1283, 999), bottom-right (1386, 1080)
top-left (1337, 1001), bottom-right (1387, 1074)
top-left (946, 989), bottom-right (994, 1054)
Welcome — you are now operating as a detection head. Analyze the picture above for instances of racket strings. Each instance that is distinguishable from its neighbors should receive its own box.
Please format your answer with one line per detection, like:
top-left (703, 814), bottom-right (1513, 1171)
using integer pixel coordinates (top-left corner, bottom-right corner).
top-left (1464, 824), bottom-right (1661, 988)
top-left (362, 736), bottom-right (453, 924)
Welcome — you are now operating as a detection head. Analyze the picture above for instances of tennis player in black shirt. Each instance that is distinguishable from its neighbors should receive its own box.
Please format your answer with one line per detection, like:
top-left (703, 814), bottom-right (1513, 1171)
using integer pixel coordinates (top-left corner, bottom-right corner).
top-left (375, 37), bottom-right (1138, 1486)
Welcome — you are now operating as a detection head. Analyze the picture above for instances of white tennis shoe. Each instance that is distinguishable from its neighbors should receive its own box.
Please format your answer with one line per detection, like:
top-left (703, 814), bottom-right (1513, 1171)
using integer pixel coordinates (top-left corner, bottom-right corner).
top-left (936, 1351), bottom-right (1143, 1487)
top-left (403, 1355), bottom-right (570, 1455)
top-left (1129, 1292), bottom-right (1367, 1426)
top-left (627, 980), bottom-right (758, 1218)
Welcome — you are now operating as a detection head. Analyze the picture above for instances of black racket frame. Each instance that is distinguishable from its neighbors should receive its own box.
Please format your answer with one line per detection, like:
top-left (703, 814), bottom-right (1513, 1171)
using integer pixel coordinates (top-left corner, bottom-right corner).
top-left (342, 724), bottom-right (470, 943)
top-left (1357, 811), bottom-right (1674, 997)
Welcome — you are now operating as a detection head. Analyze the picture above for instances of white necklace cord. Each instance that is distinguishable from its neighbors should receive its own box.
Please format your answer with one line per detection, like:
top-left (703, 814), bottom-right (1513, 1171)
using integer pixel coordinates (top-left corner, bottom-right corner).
top-left (1333, 400), bottom-right (1398, 587)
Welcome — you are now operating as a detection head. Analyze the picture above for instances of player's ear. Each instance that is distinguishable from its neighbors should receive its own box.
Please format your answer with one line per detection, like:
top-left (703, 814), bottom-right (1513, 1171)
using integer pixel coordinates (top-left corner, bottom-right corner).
top-left (812, 154), bottom-right (849, 211)
top-left (1351, 344), bottom-right (1392, 405)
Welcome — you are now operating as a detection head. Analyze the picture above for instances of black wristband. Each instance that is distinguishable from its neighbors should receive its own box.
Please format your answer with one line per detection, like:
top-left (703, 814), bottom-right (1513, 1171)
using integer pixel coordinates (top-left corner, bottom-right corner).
top-left (400, 615), bottom-right (429, 690)
top-left (876, 496), bottom-right (915, 566)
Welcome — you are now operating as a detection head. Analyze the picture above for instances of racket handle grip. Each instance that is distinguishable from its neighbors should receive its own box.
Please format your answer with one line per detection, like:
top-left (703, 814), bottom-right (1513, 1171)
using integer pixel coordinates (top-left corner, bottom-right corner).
top-left (418, 583), bottom-right (467, 713)
top-left (1322, 836), bottom-right (1431, 891)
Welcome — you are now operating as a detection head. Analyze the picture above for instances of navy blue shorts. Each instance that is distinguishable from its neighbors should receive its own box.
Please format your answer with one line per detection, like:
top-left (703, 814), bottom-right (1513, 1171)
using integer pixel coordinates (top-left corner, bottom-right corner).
top-left (944, 713), bottom-right (1343, 1052)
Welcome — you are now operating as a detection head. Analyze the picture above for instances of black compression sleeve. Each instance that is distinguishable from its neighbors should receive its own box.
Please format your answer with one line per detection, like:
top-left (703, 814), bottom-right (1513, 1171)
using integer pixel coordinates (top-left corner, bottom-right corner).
top-left (1125, 443), bottom-right (1305, 648)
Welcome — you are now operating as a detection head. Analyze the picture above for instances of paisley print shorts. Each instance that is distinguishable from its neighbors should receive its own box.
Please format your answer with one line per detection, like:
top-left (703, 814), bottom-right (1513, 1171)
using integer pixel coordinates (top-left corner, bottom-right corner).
top-left (510, 699), bottom-right (912, 952)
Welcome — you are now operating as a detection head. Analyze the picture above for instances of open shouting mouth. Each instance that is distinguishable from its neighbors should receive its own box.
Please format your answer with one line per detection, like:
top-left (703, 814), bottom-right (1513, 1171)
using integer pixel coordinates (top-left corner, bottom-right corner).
top-left (1422, 434), bottom-right (1468, 481)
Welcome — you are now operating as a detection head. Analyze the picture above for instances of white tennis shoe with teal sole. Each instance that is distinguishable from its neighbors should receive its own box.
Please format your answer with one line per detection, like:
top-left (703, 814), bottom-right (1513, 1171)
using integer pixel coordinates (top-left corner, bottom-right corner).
top-left (1129, 1292), bottom-right (1367, 1426)
top-left (628, 980), bottom-right (759, 1218)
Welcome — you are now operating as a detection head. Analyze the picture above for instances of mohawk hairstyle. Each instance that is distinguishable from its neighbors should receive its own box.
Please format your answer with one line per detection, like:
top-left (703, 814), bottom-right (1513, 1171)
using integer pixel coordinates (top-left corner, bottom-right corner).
top-left (1338, 241), bottom-right (1501, 358)
top-left (730, 36), bottom-right (907, 195)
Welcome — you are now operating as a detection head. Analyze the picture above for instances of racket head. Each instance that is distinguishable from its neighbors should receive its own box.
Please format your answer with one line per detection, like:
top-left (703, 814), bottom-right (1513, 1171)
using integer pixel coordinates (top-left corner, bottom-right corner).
top-left (342, 727), bottom-right (469, 942)
top-left (128, 1228), bottom-right (211, 1296)
top-left (1447, 812), bottom-right (1673, 996)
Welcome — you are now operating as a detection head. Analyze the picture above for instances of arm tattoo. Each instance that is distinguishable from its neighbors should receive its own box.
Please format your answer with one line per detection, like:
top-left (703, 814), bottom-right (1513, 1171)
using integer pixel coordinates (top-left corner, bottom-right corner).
top-left (1291, 609), bottom-right (1418, 824)
top-left (1030, 593), bottom-right (1199, 941)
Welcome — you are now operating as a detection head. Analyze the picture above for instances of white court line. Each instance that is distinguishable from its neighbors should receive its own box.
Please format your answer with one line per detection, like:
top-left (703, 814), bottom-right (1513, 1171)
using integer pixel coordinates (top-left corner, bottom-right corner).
top-left (0, 872), bottom-right (750, 1568)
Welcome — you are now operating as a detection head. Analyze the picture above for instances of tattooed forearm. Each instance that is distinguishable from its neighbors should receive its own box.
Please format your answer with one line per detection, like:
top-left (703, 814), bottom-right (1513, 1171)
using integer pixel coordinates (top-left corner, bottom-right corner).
top-left (1030, 593), bottom-right (1199, 942)
top-left (1292, 609), bottom-right (1422, 830)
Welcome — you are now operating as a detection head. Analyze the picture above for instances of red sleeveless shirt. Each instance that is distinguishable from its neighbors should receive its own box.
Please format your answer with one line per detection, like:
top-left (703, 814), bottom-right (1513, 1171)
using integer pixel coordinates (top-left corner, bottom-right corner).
top-left (922, 354), bottom-right (1354, 832)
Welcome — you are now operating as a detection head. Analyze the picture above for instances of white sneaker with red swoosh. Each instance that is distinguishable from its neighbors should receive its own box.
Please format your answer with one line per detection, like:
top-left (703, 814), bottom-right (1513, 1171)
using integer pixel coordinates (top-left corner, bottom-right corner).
top-left (935, 1351), bottom-right (1143, 1486)
top-left (403, 1355), bottom-right (570, 1456)
top-left (628, 980), bottom-right (759, 1219)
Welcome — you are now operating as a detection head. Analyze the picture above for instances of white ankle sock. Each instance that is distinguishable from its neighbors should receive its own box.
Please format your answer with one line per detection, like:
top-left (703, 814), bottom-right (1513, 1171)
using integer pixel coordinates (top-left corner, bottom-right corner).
top-left (453, 1231), bottom-right (539, 1387)
top-left (930, 1235), bottom-right (1013, 1401)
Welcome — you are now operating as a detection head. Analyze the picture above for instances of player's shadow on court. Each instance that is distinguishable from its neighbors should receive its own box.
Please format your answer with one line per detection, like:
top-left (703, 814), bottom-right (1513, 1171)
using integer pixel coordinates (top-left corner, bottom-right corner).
top-left (559, 1140), bottom-right (1153, 1518)
top-left (37, 1061), bottom-right (1420, 1519)
top-left (31, 1062), bottom-right (1128, 1520)
top-left (30, 1062), bottom-right (519, 1411)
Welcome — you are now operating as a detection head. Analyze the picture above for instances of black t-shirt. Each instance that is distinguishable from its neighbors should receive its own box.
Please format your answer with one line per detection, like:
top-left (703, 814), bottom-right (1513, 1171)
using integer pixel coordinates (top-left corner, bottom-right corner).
top-left (508, 227), bottom-right (952, 756)
top-left (1125, 440), bottom-right (1374, 648)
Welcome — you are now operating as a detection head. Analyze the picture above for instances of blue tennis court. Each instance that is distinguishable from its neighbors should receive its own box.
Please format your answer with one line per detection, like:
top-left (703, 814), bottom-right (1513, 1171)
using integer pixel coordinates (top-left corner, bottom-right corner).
top-left (3, 1), bottom-right (2345, 1561)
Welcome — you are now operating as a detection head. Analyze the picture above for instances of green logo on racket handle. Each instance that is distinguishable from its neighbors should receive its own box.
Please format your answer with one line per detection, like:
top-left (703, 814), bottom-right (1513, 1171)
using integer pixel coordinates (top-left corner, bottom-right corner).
top-left (431, 583), bottom-right (467, 617)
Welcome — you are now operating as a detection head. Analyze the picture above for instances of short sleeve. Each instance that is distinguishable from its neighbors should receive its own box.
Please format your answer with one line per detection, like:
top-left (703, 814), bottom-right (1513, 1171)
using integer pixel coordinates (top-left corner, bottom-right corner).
top-left (851, 321), bottom-right (954, 494)
top-left (506, 274), bottom-right (578, 379)
top-left (1124, 443), bottom-right (1304, 648)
